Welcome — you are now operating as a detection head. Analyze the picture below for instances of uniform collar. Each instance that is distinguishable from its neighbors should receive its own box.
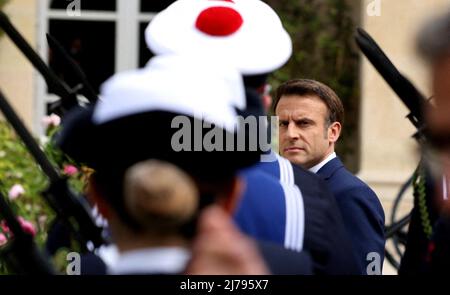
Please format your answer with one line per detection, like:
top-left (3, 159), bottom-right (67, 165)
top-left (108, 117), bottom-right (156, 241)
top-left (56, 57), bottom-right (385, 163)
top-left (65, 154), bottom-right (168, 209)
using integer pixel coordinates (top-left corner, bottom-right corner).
top-left (108, 247), bottom-right (191, 275)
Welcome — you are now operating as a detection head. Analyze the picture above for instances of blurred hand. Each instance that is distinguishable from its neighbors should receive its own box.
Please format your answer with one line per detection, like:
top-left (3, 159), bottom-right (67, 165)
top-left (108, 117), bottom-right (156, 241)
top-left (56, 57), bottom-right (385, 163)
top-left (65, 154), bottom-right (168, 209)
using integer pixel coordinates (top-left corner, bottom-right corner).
top-left (186, 205), bottom-right (270, 275)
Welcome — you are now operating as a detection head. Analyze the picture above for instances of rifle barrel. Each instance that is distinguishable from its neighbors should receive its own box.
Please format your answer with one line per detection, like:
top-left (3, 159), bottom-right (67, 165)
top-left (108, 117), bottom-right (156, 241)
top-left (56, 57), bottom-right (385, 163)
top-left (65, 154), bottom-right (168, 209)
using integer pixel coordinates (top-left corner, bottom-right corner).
top-left (355, 28), bottom-right (428, 128)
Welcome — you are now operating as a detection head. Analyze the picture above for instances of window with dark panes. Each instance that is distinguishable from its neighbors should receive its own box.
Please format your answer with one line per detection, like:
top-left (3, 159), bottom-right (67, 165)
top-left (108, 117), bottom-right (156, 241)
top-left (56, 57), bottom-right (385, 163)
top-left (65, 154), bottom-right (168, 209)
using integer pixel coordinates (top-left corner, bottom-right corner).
top-left (48, 20), bottom-right (116, 94)
top-left (47, 0), bottom-right (117, 97)
top-left (139, 21), bottom-right (152, 68)
top-left (39, 0), bottom-right (176, 116)
top-left (140, 0), bottom-right (175, 12)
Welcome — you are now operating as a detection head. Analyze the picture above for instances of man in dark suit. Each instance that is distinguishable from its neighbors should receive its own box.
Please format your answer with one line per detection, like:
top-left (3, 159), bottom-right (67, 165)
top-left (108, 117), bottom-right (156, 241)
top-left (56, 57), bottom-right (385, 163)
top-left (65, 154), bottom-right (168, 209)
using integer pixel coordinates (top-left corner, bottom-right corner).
top-left (274, 79), bottom-right (385, 274)
top-left (145, 0), bottom-right (360, 274)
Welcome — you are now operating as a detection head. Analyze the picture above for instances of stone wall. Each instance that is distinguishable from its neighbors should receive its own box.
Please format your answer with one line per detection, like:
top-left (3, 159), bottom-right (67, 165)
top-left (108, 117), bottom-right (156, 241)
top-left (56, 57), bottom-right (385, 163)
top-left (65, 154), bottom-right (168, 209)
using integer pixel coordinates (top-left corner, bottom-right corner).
top-left (0, 0), bottom-right (38, 130)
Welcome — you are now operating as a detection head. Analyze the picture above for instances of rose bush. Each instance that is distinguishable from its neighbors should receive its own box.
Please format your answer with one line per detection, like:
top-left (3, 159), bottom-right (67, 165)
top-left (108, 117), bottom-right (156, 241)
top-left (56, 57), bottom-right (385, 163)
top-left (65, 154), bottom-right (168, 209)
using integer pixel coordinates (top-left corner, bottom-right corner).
top-left (0, 117), bottom-right (88, 273)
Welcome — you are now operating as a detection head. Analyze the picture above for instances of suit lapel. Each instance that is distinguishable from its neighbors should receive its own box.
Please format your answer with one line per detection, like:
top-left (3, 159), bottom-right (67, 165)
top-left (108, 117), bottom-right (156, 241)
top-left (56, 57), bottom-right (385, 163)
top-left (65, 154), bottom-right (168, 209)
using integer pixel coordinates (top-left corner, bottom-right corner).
top-left (316, 157), bottom-right (344, 180)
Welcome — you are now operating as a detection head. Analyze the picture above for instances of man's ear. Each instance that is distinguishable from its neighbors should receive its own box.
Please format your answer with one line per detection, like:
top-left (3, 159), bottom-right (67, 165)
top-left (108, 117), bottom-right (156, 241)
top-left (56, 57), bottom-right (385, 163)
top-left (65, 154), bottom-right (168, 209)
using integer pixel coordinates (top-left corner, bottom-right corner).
top-left (328, 121), bottom-right (342, 143)
top-left (87, 176), bottom-right (111, 219)
top-left (219, 177), bottom-right (244, 215)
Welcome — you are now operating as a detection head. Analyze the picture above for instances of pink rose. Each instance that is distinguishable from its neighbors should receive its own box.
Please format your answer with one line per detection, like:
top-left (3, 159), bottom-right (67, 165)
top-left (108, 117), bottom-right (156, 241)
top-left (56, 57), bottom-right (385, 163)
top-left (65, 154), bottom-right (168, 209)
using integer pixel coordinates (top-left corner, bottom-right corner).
top-left (18, 217), bottom-right (37, 237)
top-left (63, 165), bottom-right (79, 176)
top-left (42, 113), bottom-right (61, 129)
top-left (0, 233), bottom-right (7, 246)
top-left (8, 184), bottom-right (25, 200)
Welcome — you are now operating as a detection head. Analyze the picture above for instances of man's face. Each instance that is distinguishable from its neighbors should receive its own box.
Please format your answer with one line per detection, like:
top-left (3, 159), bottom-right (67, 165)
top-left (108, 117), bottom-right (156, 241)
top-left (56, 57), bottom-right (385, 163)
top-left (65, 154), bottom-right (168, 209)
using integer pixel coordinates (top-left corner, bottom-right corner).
top-left (276, 95), bottom-right (338, 169)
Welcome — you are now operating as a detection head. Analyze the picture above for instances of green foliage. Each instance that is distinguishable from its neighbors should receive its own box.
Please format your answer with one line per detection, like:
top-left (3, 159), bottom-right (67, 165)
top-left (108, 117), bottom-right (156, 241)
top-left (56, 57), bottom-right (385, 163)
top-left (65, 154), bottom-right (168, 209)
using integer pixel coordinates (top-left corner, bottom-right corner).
top-left (0, 122), bottom-right (52, 245)
top-left (0, 0), bottom-right (8, 10)
top-left (0, 0), bottom-right (10, 37)
top-left (0, 120), bottom-right (88, 273)
top-left (264, 0), bottom-right (361, 172)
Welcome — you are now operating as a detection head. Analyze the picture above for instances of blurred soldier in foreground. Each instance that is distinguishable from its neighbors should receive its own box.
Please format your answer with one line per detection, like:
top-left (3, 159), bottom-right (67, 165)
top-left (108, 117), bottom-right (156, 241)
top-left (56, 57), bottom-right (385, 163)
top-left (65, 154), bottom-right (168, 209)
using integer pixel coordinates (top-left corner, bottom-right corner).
top-left (57, 54), bottom-right (313, 275)
top-left (416, 9), bottom-right (450, 273)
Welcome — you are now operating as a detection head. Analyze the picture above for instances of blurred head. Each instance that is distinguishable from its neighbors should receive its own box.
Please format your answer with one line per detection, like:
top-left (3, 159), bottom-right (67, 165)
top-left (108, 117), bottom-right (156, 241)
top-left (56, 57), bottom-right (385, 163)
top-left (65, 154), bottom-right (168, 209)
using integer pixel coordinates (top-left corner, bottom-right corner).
top-left (88, 159), bottom-right (242, 251)
top-left (274, 79), bottom-right (344, 169)
top-left (123, 159), bottom-right (199, 235)
top-left (417, 10), bottom-right (450, 143)
top-left (57, 54), bottom-right (257, 251)
top-left (88, 160), bottom-right (198, 249)
top-left (417, 10), bottom-right (450, 182)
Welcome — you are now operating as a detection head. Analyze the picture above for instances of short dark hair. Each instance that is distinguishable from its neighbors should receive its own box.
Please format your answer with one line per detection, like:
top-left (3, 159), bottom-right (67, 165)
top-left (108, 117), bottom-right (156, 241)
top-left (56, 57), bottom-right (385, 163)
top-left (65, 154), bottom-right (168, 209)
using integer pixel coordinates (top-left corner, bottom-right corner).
top-left (274, 79), bottom-right (344, 126)
top-left (417, 10), bottom-right (450, 62)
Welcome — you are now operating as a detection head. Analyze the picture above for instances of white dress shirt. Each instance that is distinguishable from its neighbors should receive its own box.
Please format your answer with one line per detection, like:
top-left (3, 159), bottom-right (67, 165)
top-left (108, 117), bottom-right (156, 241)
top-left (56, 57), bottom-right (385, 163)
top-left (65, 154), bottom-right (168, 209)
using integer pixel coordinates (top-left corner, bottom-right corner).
top-left (108, 247), bottom-right (191, 275)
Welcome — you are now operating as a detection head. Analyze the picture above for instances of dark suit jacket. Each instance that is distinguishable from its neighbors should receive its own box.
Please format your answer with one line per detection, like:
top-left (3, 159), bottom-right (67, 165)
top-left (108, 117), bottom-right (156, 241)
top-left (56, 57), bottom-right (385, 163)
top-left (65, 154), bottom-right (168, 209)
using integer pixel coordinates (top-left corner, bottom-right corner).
top-left (317, 157), bottom-right (385, 274)
top-left (291, 163), bottom-right (361, 275)
top-left (257, 241), bottom-right (313, 275)
top-left (243, 157), bottom-right (361, 275)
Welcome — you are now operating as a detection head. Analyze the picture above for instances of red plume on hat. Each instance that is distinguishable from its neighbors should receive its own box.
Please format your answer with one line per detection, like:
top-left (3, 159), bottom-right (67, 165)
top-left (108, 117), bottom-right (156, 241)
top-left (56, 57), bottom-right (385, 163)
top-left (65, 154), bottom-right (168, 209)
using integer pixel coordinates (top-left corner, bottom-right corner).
top-left (195, 6), bottom-right (243, 37)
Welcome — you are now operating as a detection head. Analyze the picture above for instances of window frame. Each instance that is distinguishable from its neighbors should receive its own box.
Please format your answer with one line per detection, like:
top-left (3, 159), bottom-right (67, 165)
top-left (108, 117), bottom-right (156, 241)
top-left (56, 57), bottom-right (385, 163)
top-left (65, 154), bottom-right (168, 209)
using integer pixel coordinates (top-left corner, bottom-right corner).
top-left (35, 0), bottom-right (156, 134)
